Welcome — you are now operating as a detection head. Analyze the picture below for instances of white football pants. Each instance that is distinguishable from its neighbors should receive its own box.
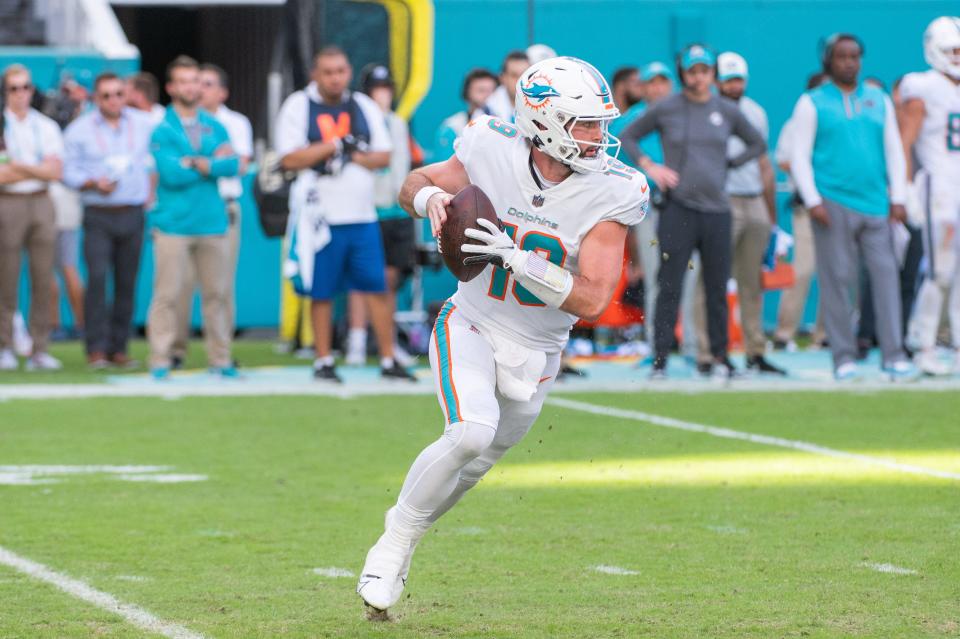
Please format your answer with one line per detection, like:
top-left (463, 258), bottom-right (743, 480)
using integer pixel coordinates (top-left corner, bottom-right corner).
top-left (907, 171), bottom-right (960, 350)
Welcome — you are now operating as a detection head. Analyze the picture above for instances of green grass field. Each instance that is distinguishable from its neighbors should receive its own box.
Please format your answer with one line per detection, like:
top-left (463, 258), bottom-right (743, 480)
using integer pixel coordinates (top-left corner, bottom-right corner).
top-left (1, 388), bottom-right (958, 638)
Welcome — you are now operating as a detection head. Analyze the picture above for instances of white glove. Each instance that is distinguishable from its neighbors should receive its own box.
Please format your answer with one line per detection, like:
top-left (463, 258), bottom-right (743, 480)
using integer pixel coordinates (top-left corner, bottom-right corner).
top-left (461, 218), bottom-right (527, 271)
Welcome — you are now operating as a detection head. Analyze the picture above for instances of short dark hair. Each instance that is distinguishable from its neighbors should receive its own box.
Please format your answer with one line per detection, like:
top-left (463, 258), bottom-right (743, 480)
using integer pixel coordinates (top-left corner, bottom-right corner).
top-left (94, 72), bottom-right (121, 92)
top-left (314, 45), bottom-right (349, 66)
top-left (199, 63), bottom-right (229, 90)
top-left (129, 72), bottom-right (159, 103)
top-left (461, 68), bottom-right (498, 101)
top-left (501, 50), bottom-right (529, 74)
top-left (166, 55), bottom-right (199, 82)
top-left (611, 66), bottom-right (638, 88)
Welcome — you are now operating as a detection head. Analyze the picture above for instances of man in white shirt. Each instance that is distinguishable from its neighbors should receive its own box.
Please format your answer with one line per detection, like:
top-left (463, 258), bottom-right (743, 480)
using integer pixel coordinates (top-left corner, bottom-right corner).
top-left (476, 50), bottom-right (530, 122)
top-left (0, 64), bottom-right (66, 371)
top-left (275, 46), bottom-right (414, 382)
top-left (168, 63), bottom-right (254, 367)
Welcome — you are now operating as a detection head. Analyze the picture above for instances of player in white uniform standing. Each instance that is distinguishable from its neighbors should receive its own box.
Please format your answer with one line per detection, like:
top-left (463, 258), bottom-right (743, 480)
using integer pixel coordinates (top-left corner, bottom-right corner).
top-left (356, 56), bottom-right (649, 614)
top-left (900, 16), bottom-right (960, 375)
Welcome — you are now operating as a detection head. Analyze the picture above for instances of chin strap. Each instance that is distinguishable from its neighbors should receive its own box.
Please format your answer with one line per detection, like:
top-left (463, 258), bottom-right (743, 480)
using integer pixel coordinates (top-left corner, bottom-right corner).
top-left (461, 219), bottom-right (573, 308)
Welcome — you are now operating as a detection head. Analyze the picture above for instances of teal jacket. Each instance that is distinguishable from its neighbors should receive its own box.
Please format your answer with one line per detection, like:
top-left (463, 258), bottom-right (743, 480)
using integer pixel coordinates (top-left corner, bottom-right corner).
top-left (150, 107), bottom-right (239, 235)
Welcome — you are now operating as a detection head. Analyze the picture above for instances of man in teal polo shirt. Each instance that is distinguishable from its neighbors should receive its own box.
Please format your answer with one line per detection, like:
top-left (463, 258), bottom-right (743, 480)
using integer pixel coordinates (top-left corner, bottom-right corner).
top-left (789, 34), bottom-right (914, 381)
top-left (147, 55), bottom-right (239, 379)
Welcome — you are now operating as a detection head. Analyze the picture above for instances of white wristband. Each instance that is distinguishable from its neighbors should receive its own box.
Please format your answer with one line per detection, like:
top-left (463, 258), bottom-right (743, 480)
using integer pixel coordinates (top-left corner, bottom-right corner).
top-left (510, 251), bottom-right (574, 309)
top-left (413, 186), bottom-right (445, 218)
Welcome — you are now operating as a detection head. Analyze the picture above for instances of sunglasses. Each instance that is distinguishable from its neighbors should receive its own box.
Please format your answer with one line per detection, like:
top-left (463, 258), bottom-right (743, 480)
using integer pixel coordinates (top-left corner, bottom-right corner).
top-left (99, 91), bottom-right (125, 99)
top-left (5, 83), bottom-right (32, 94)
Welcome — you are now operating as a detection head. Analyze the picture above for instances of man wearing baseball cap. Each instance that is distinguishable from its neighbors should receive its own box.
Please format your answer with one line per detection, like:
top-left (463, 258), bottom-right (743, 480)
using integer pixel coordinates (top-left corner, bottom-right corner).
top-left (611, 61), bottom-right (680, 362)
top-left (693, 52), bottom-right (786, 376)
top-left (620, 44), bottom-right (767, 379)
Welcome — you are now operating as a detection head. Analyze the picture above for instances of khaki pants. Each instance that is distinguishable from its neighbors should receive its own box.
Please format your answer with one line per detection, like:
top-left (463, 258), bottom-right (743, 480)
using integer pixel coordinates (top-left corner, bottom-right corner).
top-left (147, 231), bottom-right (231, 368)
top-left (774, 204), bottom-right (825, 343)
top-left (0, 192), bottom-right (56, 355)
top-left (171, 203), bottom-right (240, 358)
top-left (695, 194), bottom-right (771, 359)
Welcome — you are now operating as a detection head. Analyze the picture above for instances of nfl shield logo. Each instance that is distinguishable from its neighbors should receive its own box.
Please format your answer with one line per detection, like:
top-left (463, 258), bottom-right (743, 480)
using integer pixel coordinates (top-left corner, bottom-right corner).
top-left (532, 194), bottom-right (545, 207)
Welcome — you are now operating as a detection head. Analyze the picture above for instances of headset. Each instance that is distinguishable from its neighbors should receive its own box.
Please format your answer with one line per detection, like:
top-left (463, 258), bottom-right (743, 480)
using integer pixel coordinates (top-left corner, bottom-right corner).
top-left (820, 33), bottom-right (866, 73)
top-left (675, 42), bottom-right (719, 87)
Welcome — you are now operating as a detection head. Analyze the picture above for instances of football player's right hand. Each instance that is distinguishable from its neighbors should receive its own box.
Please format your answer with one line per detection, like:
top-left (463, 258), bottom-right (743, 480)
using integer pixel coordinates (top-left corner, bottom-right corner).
top-left (427, 192), bottom-right (454, 237)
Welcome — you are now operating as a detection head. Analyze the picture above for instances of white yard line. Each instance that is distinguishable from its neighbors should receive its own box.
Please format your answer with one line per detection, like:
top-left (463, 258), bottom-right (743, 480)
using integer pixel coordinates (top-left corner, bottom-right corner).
top-left (546, 397), bottom-right (960, 482)
top-left (860, 562), bottom-right (918, 575)
top-left (592, 565), bottom-right (640, 575)
top-left (0, 545), bottom-right (207, 639)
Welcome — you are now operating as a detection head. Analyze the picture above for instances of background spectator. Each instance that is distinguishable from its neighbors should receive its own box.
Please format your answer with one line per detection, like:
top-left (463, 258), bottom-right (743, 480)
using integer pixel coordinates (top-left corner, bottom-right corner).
top-left (0, 64), bottom-right (65, 371)
top-left (610, 66), bottom-right (642, 113)
top-left (621, 45), bottom-right (766, 379)
top-left (345, 64), bottom-right (418, 367)
top-left (788, 34), bottom-right (914, 380)
top-left (479, 50), bottom-right (529, 122)
top-left (694, 52), bottom-right (785, 376)
top-left (170, 63), bottom-right (254, 369)
top-left (48, 177), bottom-right (84, 341)
top-left (64, 71), bottom-right (153, 369)
top-left (434, 68), bottom-right (497, 160)
top-left (127, 72), bottom-right (165, 125)
top-left (147, 55), bottom-right (239, 379)
top-left (276, 46), bottom-right (414, 382)
top-left (772, 72), bottom-right (828, 352)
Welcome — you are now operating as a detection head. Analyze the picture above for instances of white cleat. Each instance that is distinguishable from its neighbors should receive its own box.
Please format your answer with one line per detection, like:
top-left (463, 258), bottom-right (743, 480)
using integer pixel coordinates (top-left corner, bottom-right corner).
top-left (0, 349), bottom-right (18, 371)
top-left (357, 535), bottom-right (406, 612)
top-left (914, 349), bottom-right (950, 376)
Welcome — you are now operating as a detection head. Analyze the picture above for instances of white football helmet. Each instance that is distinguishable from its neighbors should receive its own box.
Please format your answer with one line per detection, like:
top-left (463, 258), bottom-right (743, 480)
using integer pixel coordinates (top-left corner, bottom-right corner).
top-left (924, 16), bottom-right (960, 79)
top-left (514, 56), bottom-right (621, 173)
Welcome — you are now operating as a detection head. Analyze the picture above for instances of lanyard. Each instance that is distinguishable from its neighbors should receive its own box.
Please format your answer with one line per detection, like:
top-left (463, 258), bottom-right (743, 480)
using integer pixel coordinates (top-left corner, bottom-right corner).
top-left (92, 113), bottom-right (135, 155)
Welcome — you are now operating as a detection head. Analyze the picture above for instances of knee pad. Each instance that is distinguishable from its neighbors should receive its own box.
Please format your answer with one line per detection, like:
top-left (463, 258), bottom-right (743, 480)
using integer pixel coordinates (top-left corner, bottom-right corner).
top-left (443, 421), bottom-right (496, 461)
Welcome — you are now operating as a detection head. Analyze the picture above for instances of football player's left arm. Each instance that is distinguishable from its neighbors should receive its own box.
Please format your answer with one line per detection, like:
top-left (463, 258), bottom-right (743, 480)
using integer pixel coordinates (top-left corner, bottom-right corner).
top-left (897, 98), bottom-right (924, 179)
top-left (462, 219), bottom-right (628, 323)
top-left (562, 221), bottom-right (630, 322)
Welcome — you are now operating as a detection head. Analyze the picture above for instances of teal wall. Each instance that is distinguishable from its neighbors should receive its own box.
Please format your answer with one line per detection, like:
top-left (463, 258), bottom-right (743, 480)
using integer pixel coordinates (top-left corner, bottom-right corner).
top-left (0, 47), bottom-right (139, 92)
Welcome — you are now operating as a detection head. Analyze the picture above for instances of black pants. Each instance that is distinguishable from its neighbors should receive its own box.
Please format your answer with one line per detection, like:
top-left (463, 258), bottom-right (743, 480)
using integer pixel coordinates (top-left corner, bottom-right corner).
top-left (83, 206), bottom-right (145, 356)
top-left (654, 200), bottom-right (732, 362)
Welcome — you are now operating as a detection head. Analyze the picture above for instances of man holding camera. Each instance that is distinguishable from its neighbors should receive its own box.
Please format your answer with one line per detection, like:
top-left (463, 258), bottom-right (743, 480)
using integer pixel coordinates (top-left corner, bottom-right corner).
top-left (276, 46), bottom-right (415, 382)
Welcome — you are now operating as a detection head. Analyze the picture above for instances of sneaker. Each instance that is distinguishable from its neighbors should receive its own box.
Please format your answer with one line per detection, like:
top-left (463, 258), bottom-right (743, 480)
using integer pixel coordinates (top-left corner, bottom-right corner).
top-left (771, 338), bottom-right (789, 351)
top-left (108, 353), bottom-right (140, 370)
top-left (834, 362), bottom-right (861, 381)
top-left (558, 363), bottom-right (587, 379)
top-left (649, 359), bottom-right (668, 380)
top-left (211, 365), bottom-right (241, 379)
top-left (151, 367), bottom-right (170, 381)
top-left (0, 349), bottom-right (18, 371)
top-left (313, 362), bottom-right (343, 383)
top-left (746, 355), bottom-right (787, 376)
top-left (914, 349), bottom-right (949, 376)
top-left (345, 331), bottom-right (367, 366)
top-left (12, 312), bottom-right (32, 357)
top-left (883, 360), bottom-right (920, 383)
top-left (695, 361), bottom-right (713, 377)
top-left (87, 352), bottom-right (110, 370)
top-left (381, 360), bottom-right (417, 382)
top-left (171, 355), bottom-right (185, 371)
top-left (713, 356), bottom-right (740, 379)
top-left (25, 352), bottom-right (63, 371)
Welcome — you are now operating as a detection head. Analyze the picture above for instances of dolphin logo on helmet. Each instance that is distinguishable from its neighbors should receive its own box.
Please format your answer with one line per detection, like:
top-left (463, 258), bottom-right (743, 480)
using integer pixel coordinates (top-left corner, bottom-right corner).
top-left (520, 74), bottom-right (561, 110)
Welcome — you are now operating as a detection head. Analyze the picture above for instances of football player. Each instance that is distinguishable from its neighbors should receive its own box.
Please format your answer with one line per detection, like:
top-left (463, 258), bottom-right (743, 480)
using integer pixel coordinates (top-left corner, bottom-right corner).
top-left (356, 56), bottom-right (649, 614)
top-left (900, 17), bottom-right (960, 374)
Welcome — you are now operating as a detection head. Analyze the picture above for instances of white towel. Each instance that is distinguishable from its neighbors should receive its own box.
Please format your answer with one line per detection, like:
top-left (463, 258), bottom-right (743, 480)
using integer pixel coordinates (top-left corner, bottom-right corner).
top-left (477, 327), bottom-right (547, 402)
top-left (283, 172), bottom-right (330, 294)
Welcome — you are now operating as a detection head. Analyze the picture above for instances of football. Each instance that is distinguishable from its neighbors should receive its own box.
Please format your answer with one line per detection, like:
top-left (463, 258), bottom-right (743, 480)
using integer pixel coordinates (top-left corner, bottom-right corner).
top-left (440, 184), bottom-right (504, 282)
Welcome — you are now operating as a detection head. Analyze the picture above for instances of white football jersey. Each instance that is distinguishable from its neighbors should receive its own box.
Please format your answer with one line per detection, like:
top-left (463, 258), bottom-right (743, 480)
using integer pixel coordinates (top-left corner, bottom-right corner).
top-left (451, 115), bottom-right (649, 352)
top-left (900, 70), bottom-right (960, 182)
